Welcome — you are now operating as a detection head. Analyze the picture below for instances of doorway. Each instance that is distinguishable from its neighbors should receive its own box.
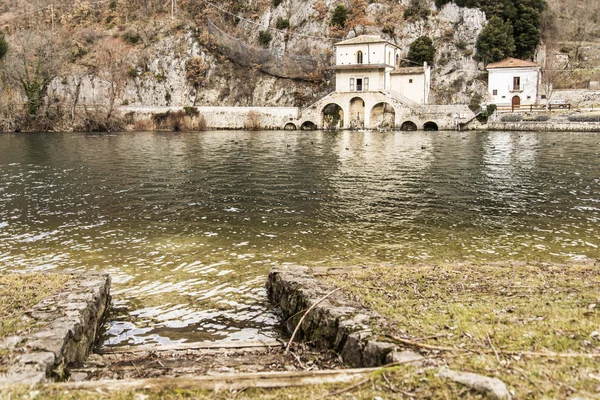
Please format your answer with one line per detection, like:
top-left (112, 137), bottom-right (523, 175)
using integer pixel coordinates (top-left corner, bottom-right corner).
top-left (512, 96), bottom-right (521, 109)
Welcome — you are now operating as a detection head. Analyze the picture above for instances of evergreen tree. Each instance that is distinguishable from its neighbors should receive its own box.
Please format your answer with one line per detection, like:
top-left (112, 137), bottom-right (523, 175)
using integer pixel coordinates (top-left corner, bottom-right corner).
top-left (476, 16), bottom-right (516, 64)
top-left (512, 4), bottom-right (541, 59)
top-left (331, 4), bottom-right (348, 28)
top-left (407, 36), bottom-right (436, 65)
top-left (0, 31), bottom-right (7, 60)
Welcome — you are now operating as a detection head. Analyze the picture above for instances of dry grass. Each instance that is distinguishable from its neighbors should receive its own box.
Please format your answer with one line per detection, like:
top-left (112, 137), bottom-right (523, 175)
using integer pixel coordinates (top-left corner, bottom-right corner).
top-left (0, 273), bottom-right (70, 373)
top-left (0, 273), bottom-right (70, 340)
top-left (326, 262), bottom-right (600, 399)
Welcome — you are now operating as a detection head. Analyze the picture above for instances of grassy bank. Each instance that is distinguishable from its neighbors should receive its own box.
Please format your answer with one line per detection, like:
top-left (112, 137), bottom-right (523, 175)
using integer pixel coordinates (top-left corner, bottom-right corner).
top-left (327, 262), bottom-right (600, 398)
top-left (2, 264), bottom-right (600, 399)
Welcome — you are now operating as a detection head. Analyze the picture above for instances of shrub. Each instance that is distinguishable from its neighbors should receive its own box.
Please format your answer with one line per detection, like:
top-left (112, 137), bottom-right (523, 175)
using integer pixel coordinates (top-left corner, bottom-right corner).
top-left (331, 4), bottom-right (348, 28)
top-left (258, 30), bottom-right (272, 47)
top-left (404, 0), bottom-right (430, 20)
top-left (276, 17), bottom-right (290, 29)
top-left (134, 119), bottom-right (154, 131)
top-left (568, 115), bottom-right (600, 122)
top-left (0, 32), bottom-right (8, 60)
top-left (244, 111), bottom-right (261, 130)
top-left (408, 36), bottom-right (436, 65)
top-left (456, 41), bottom-right (468, 51)
top-left (185, 57), bottom-right (208, 88)
top-left (272, 0), bottom-right (283, 7)
top-left (184, 106), bottom-right (199, 116)
top-left (167, 111), bottom-right (185, 131)
top-left (501, 114), bottom-right (523, 122)
top-left (535, 114), bottom-right (551, 122)
top-left (121, 30), bottom-right (141, 45)
top-left (127, 67), bottom-right (138, 78)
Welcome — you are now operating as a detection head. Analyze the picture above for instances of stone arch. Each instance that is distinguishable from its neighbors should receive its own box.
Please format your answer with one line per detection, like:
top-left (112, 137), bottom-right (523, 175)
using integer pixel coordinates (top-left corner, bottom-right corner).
top-left (423, 121), bottom-right (438, 131)
top-left (284, 122), bottom-right (297, 130)
top-left (301, 121), bottom-right (317, 130)
top-left (349, 97), bottom-right (365, 129)
top-left (400, 121), bottom-right (418, 131)
top-left (322, 103), bottom-right (344, 131)
top-left (370, 102), bottom-right (396, 130)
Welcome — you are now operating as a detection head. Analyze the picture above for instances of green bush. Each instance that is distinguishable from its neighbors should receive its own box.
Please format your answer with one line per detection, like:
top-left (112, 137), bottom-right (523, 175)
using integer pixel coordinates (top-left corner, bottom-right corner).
top-left (272, 0), bottom-right (283, 7)
top-left (0, 31), bottom-right (8, 60)
top-left (404, 0), bottom-right (430, 20)
top-left (408, 36), bottom-right (436, 65)
top-left (122, 30), bottom-right (141, 45)
top-left (501, 114), bottom-right (523, 122)
top-left (127, 67), bottom-right (138, 78)
top-left (330, 4), bottom-right (348, 28)
top-left (258, 30), bottom-right (272, 47)
top-left (276, 17), bottom-right (290, 29)
top-left (184, 106), bottom-right (199, 116)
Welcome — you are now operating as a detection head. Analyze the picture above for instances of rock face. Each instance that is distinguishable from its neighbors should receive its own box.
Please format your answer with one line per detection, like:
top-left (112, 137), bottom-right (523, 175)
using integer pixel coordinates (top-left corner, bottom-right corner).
top-left (0, 273), bottom-right (111, 385)
top-left (48, 0), bottom-right (487, 112)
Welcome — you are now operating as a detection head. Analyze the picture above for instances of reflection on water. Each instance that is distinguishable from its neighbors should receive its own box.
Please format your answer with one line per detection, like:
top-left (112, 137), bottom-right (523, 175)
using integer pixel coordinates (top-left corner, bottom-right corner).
top-left (0, 130), bottom-right (598, 346)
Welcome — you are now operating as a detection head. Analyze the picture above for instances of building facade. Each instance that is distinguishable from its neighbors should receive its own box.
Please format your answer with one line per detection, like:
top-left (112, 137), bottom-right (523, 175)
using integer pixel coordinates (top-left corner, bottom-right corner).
top-left (486, 58), bottom-right (540, 108)
top-left (329, 35), bottom-right (430, 105)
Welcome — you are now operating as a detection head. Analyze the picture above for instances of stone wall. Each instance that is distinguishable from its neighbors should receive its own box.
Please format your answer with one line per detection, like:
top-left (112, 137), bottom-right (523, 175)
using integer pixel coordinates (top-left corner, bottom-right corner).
top-left (0, 273), bottom-right (110, 385)
top-left (551, 89), bottom-right (600, 108)
top-left (488, 121), bottom-right (600, 132)
top-left (267, 265), bottom-right (402, 368)
top-left (121, 106), bottom-right (299, 130)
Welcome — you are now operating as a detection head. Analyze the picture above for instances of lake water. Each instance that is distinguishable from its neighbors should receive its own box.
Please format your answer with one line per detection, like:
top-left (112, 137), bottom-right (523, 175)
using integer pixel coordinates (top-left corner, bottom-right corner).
top-left (0, 130), bottom-right (598, 346)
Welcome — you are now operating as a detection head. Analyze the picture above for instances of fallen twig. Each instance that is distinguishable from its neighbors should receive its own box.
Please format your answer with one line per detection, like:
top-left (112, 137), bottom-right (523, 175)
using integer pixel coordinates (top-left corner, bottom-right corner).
top-left (487, 333), bottom-right (501, 364)
top-left (513, 366), bottom-right (545, 394)
top-left (285, 286), bottom-right (346, 354)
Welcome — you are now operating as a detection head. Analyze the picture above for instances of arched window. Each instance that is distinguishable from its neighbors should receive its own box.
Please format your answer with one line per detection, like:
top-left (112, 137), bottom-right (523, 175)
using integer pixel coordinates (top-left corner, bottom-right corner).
top-left (357, 51), bottom-right (363, 64)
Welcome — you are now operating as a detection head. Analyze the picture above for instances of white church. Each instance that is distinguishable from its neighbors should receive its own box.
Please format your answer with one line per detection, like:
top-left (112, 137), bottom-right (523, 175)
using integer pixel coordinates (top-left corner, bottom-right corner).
top-left (292, 35), bottom-right (473, 131)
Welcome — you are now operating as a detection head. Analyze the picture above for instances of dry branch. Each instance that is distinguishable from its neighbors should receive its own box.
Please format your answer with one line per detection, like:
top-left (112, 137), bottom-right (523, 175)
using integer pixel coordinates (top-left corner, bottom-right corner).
top-left (285, 286), bottom-right (346, 354)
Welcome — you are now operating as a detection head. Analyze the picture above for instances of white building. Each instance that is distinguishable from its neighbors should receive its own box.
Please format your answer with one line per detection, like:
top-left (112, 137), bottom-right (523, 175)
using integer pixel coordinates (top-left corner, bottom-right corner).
top-left (329, 35), bottom-right (431, 105)
top-left (290, 35), bottom-right (475, 131)
top-left (486, 57), bottom-right (540, 108)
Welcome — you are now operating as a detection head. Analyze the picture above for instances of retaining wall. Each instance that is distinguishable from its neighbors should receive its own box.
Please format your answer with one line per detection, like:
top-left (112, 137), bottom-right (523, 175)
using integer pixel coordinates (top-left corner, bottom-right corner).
top-left (0, 273), bottom-right (111, 385)
top-left (267, 265), bottom-right (402, 368)
top-left (120, 106), bottom-right (299, 130)
top-left (488, 121), bottom-right (600, 132)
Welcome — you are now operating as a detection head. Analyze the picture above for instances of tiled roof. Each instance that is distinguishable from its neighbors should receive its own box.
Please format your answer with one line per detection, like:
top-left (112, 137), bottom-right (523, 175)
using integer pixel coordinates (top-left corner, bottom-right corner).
top-left (335, 35), bottom-right (398, 47)
top-left (486, 57), bottom-right (539, 69)
top-left (391, 66), bottom-right (425, 75)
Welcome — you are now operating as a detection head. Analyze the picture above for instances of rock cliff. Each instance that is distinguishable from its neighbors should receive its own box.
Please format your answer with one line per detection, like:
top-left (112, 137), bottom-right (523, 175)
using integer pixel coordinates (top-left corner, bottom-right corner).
top-left (41, 0), bottom-right (488, 110)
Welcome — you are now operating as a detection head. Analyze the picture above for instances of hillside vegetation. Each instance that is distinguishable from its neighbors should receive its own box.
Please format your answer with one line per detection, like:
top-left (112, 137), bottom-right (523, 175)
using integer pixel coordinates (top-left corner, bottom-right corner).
top-left (0, 0), bottom-right (598, 131)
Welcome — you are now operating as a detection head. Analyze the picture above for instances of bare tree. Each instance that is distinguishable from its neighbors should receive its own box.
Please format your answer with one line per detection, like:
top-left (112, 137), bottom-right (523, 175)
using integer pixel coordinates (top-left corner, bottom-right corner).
top-left (2, 29), bottom-right (66, 117)
top-left (540, 67), bottom-right (559, 106)
top-left (95, 37), bottom-right (130, 123)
